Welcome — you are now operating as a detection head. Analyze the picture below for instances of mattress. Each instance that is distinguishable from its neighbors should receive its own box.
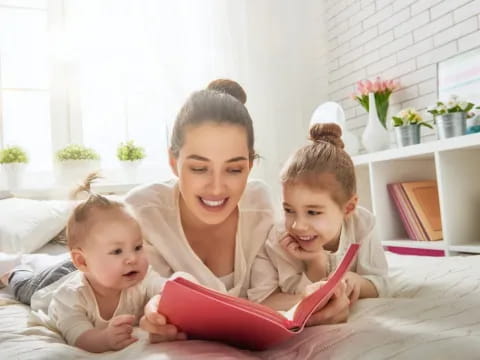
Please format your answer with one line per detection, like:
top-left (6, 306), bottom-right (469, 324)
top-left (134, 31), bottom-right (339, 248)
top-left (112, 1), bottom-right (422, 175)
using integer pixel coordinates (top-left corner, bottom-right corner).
top-left (1, 246), bottom-right (479, 360)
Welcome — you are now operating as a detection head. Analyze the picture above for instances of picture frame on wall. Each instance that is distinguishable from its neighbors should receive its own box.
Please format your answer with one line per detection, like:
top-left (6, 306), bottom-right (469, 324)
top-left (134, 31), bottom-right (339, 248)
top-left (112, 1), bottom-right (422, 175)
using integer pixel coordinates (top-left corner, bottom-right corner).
top-left (437, 46), bottom-right (480, 104)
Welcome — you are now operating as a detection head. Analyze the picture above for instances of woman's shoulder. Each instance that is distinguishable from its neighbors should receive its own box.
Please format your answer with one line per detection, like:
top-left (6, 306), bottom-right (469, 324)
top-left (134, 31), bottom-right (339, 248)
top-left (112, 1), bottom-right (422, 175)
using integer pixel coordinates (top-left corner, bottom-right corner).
top-left (239, 179), bottom-right (274, 212)
top-left (124, 179), bottom-right (177, 210)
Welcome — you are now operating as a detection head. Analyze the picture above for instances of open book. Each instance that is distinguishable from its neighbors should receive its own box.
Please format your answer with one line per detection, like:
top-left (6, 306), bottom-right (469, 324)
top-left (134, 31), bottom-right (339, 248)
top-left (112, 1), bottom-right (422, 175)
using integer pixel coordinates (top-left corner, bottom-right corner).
top-left (158, 243), bottom-right (360, 350)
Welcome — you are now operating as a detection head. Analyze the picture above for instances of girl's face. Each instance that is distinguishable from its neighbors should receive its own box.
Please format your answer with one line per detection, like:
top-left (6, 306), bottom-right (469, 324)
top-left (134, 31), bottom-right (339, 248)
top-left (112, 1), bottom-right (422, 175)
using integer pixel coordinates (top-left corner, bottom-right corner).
top-left (282, 181), bottom-right (357, 252)
top-left (170, 122), bottom-right (252, 226)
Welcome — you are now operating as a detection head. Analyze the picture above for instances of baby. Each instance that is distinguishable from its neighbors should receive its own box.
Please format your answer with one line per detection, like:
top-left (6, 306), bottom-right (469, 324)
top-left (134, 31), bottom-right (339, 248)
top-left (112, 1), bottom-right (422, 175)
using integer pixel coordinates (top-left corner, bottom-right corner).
top-left (8, 174), bottom-right (176, 352)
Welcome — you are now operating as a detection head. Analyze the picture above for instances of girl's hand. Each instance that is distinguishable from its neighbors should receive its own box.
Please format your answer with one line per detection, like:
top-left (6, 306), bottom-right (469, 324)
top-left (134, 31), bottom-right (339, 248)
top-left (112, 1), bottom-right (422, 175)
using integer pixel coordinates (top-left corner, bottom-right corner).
top-left (280, 234), bottom-right (326, 261)
top-left (344, 271), bottom-right (362, 306)
top-left (281, 234), bottom-right (330, 281)
top-left (140, 295), bottom-right (187, 343)
top-left (104, 314), bottom-right (138, 350)
top-left (305, 280), bottom-right (350, 326)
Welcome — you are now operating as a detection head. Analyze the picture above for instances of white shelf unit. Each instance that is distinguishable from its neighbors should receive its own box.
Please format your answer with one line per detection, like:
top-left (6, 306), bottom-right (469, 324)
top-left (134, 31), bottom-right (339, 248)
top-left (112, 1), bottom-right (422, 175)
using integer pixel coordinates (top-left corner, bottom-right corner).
top-left (352, 132), bottom-right (480, 256)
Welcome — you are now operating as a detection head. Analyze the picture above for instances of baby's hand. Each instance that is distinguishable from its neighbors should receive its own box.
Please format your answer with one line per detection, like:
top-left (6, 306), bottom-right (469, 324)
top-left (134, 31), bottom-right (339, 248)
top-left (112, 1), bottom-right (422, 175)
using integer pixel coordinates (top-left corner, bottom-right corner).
top-left (344, 271), bottom-right (362, 306)
top-left (104, 314), bottom-right (138, 350)
top-left (140, 295), bottom-right (187, 343)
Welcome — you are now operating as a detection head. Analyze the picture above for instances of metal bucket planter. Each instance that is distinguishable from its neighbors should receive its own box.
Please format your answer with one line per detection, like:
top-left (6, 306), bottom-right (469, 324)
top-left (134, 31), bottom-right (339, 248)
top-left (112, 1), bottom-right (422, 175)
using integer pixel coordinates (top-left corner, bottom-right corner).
top-left (435, 112), bottom-right (466, 139)
top-left (395, 124), bottom-right (420, 147)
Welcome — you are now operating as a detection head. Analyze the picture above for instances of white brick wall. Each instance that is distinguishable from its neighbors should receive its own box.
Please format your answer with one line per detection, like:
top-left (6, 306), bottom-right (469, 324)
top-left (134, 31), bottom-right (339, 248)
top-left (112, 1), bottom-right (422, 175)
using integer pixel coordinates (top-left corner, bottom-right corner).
top-left (326, 0), bottom-right (480, 147)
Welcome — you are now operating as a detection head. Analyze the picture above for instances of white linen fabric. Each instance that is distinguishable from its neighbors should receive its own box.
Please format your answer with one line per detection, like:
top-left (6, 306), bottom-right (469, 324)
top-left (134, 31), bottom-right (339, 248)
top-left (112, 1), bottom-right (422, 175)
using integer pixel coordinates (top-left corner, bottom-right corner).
top-left (0, 199), bottom-right (73, 254)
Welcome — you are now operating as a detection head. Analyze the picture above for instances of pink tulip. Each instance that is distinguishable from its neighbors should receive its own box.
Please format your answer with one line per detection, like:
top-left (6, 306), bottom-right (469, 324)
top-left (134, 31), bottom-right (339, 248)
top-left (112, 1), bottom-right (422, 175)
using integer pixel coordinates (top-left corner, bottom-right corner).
top-left (364, 80), bottom-right (373, 93)
top-left (380, 80), bottom-right (387, 92)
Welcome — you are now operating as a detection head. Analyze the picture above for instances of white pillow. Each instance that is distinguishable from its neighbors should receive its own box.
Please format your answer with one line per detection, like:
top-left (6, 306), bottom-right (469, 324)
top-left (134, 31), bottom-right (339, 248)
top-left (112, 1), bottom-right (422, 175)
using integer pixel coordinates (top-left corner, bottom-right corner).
top-left (0, 198), bottom-right (74, 254)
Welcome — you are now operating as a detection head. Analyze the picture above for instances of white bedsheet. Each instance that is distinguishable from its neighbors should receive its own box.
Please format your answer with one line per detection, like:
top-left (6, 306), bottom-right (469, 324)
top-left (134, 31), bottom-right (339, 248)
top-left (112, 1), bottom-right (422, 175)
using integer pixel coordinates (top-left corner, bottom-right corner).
top-left (1, 249), bottom-right (479, 360)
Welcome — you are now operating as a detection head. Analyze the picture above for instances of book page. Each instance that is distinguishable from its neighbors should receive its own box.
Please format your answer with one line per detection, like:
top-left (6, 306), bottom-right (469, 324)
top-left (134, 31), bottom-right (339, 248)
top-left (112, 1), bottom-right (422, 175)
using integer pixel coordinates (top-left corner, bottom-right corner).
top-left (291, 243), bottom-right (360, 329)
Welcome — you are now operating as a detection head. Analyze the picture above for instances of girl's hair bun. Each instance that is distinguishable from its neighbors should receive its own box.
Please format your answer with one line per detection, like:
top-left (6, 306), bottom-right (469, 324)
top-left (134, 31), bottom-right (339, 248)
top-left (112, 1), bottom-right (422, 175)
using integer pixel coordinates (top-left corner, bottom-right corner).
top-left (309, 123), bottom-right (344, 149)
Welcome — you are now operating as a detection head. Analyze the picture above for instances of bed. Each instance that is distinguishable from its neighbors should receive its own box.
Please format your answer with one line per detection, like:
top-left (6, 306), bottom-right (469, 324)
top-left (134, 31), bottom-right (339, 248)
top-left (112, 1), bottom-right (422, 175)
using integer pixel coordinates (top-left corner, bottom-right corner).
top-left (1, 242), bottom-right (479, 360)
top-left (1, 197), bottom-right (479, 359)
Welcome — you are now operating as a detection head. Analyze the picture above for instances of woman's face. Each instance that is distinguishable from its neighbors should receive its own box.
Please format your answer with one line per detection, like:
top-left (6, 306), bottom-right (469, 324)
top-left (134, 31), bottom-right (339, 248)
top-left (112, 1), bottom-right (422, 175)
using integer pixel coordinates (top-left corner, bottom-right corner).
top-left (170, 122), bottom-right (252, 226)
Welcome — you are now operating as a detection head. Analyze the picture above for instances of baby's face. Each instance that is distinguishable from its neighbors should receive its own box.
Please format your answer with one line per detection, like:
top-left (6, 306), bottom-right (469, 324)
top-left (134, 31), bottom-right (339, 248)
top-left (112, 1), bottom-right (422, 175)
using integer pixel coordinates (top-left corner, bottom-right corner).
top-left (81, 210), bottom-right (148, 291)
top-left (282, 183), bottom-right (345, 253)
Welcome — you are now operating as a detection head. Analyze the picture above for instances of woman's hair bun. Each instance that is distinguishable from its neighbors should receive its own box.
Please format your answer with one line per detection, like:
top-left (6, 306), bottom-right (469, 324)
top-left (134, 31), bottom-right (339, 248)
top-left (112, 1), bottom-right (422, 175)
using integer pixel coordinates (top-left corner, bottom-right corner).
top-left (207, 78), bottom-right (247, 105)
top-left (309, 123), bottom-right (344, 149)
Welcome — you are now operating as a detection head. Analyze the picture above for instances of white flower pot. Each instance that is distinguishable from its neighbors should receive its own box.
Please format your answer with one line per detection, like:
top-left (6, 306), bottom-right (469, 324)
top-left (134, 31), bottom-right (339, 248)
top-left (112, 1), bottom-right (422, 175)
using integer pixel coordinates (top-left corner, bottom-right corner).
top-left (55, 160), bottom-right (101, 186)
top-left (361, 93), bottom-right (390, 153)
top-left (1, 163), bottom-right (26, 190)
top-left (120, 160), bottom-right (142, 183)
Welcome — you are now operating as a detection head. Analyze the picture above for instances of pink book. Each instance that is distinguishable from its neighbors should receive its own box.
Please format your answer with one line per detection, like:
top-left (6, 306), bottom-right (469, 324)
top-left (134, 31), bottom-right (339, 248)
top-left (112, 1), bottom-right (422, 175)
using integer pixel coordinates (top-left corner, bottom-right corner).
top-left (158, 244), bottom-right (360, 350)
top-left (388, 183), bottom-right (429, 241)
top-left (388, 183), bottom-right (416, 240)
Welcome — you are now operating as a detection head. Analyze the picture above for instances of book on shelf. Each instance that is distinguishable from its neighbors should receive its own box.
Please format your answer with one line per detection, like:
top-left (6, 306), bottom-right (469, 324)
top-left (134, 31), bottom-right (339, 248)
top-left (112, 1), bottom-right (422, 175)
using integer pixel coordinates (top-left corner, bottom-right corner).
top-left (387, 183), bottom-right (428, 241)
top-left (387, 180), bottom-right (442, 241)
top-left (157, 243), bottom-right (360, 350)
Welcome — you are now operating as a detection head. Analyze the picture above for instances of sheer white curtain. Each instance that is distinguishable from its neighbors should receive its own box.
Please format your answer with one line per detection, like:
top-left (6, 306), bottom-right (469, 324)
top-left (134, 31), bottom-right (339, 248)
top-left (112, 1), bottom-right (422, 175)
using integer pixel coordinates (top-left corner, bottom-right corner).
top-left (61, 0), bottom-right (248, 171)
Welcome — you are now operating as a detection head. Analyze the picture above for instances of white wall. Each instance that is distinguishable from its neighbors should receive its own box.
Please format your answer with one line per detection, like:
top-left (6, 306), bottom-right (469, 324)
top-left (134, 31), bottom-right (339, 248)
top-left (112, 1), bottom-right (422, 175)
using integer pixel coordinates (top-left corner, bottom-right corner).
top-left (326, 0), bottom-right (480, 146)
top-left (244, 0), bottom-right (329, 202)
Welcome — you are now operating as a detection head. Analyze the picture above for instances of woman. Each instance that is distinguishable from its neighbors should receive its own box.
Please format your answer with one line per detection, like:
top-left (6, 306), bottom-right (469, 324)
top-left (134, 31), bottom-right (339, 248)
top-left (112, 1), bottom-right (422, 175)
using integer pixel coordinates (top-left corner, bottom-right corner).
top-left (126, 83), bottom-right (350, 342)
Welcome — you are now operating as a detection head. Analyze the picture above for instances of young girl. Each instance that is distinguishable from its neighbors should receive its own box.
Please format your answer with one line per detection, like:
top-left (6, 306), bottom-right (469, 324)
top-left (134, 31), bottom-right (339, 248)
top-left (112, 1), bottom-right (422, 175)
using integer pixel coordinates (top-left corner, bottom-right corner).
top-left (16, 175), bottom-right (181, 353)
top-left (257, 123), bottom-right (388, 308)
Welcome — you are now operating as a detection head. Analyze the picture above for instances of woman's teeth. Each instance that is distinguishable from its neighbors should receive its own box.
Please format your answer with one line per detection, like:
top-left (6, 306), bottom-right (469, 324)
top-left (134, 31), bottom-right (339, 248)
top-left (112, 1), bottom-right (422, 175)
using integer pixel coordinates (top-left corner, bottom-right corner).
top-left (201, 198), bottom-right (226, 207)
top-left (298, 235), bottom-right (316, 241)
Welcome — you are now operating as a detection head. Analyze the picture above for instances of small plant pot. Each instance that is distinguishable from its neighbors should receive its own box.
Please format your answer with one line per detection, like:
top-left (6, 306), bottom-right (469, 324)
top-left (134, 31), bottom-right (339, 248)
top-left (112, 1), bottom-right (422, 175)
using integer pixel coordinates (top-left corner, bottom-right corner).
top-left (120, 160), bottom-right (142, 183)
top-left (1, 162), bottom-right (26, 190)
top-left (55, 160), bottom-right (101, 186)
top-left (435, 113), bottom-right (466, 139)
top-left (395, 124), bottom-right (421, 147)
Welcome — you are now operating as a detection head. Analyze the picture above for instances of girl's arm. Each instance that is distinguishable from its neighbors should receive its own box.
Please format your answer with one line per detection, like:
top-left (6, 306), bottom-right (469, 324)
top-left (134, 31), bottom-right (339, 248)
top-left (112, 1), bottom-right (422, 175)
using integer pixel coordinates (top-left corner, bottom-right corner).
top-left (354, 211), bottom-right (389, 298)
top-left (260, 288), bottom-right (302, 311)
top-left (261, 281), bottom-right (350, 325)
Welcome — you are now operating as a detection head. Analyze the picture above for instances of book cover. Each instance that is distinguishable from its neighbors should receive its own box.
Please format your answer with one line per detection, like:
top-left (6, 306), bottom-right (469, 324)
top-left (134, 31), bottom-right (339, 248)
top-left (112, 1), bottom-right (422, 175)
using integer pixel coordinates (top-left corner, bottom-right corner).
top-left (401, 181), bottom-right (443, 241)
top-left (388, 183), bottom-right (429, 241)
top-left (388, 183), bottom-right (417, 240)
top-left (397, 183), bottom-right (430, 241)
top-left (158, 244), bottom-right (360, 350)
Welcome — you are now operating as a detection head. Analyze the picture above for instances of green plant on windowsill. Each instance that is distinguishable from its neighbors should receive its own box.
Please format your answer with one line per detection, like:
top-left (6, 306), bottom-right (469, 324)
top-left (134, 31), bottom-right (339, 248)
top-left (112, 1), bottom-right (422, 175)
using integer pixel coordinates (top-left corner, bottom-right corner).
top-left (0, 145), bottom-right (28, 164)
top-left (117, 140), bottom-right (146, 161)
top-left (56, 144), bottom-right (100, 161)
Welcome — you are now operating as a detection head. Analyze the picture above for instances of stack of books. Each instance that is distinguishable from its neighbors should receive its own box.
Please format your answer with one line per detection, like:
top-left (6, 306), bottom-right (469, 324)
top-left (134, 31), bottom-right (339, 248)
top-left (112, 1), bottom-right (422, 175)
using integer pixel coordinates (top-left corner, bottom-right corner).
top-left (387, 180), bottom-right (443, 241)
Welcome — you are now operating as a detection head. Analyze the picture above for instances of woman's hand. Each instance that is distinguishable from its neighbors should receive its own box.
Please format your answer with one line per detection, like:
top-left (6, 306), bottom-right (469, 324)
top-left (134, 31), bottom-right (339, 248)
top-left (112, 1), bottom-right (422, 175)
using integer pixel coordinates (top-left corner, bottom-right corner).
top-left (140, 295), bottom-right (187, 343)
top-left (304, 280), bottom-right (350, 326)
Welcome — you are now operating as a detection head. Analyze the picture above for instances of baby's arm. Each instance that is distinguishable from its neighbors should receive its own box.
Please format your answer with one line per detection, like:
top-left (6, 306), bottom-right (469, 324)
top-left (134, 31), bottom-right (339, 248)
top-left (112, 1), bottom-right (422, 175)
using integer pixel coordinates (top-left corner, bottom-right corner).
top-left (75, 315), bottom-right (137, 353)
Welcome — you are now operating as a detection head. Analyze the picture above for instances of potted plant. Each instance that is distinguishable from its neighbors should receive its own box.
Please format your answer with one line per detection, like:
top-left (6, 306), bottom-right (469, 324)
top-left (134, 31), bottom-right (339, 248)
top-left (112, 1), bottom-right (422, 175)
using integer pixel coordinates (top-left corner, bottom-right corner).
top-left (467, 106), bottom-right (480, 134)
top-left (392, 108), bottom-right (433, 147)
top-left (427, 95), bottom-right (475, 139)
top-left (55, 144), bottom-right (101, 186)
top-left (117, 140), bottom-right (145, 183)
top-left (0, 145), bottom-right (28, 190)
top-left (352, 77), bottom-right (400, 152)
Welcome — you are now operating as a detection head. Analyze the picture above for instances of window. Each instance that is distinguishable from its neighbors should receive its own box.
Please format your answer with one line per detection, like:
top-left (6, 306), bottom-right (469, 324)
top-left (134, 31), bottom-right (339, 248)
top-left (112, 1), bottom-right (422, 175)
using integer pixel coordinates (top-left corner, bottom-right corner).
top-left (0, 2), bottom-right (51, 171)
